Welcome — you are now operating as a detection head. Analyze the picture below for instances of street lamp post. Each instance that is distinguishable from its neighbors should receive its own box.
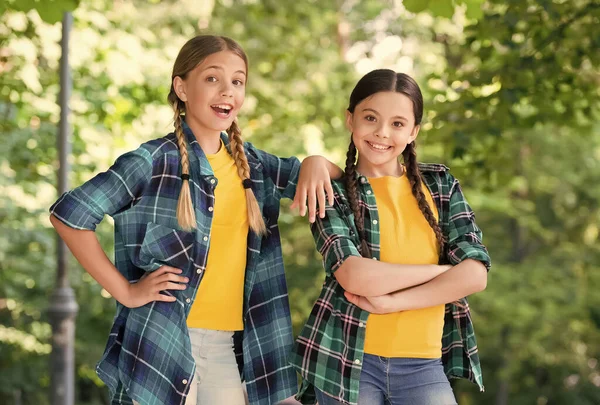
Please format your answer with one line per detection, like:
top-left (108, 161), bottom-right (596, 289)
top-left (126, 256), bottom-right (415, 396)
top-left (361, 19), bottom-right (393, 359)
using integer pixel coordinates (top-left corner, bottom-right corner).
top-left (48, 12), bottom-right (79, 405)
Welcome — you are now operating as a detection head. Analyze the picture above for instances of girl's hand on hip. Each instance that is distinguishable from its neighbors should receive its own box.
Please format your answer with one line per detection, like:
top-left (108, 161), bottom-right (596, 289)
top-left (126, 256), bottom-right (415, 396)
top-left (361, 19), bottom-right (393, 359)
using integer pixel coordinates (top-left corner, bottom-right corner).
top-left (291, 156), bottom-right (335, 223)
top-left (124, 266), bottom-right (188, 308)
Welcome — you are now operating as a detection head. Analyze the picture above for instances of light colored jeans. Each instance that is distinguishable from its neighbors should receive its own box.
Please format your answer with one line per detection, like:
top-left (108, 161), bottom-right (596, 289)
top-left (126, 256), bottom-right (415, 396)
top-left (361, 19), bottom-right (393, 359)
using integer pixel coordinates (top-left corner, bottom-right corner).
top-left (134, 328), bottom-right (247, 405)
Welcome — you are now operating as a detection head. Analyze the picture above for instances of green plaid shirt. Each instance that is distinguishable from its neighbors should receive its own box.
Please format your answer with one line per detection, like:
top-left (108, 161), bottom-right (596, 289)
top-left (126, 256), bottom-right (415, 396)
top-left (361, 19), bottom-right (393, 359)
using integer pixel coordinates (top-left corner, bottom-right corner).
top-left (50, 124), bottom-right (301, 405)
top-left (290, 163), bottom-right (491, 405)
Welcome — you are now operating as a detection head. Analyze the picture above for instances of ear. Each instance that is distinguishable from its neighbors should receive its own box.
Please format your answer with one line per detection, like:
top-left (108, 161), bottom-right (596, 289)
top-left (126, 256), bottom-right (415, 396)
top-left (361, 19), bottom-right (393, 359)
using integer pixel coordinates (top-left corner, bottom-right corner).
top-left (408, 124), bottom-right (420, 144)
top-left (173, 76), bottom-right (187, 102)
top-left (345, 110), bottom-right (354, 132)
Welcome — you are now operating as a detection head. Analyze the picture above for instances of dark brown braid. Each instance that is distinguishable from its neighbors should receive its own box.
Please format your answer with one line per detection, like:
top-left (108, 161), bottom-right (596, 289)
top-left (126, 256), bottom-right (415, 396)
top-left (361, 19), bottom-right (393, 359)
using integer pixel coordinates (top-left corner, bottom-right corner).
top-left (402, 142), bottom-right (445, 253)
top-left (344, 138), bottom-right (371, 258)
top-left (405, 143), bottom-right (463, 307)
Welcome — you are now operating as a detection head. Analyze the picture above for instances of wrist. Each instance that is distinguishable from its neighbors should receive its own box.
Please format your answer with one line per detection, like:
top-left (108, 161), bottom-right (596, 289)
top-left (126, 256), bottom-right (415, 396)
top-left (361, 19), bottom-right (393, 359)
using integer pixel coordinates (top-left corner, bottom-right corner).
top-left (112, 280), bottom-right (134, 307)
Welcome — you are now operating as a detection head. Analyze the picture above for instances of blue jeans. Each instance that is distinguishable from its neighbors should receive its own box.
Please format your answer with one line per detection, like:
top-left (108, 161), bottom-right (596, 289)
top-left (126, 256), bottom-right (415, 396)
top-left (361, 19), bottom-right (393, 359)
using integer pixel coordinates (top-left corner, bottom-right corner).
top-left (315, 354), bottom-right (457, 405)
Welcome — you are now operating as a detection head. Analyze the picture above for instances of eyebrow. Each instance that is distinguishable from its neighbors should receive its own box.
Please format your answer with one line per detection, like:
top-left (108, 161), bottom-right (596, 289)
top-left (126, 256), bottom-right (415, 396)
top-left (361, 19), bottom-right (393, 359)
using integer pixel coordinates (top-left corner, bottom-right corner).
top-left (203, 65), bottom-right (246, 76)
top-left (362, 108), bottom-right (408, 121)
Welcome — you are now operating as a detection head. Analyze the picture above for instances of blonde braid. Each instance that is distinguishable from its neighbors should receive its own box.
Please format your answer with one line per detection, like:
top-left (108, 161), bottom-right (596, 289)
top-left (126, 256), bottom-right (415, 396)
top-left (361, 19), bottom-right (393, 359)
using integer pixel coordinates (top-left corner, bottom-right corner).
top-left (173, 100), bottom-right (196, 231)
top-left (227, 121), bottom-right (266, 236)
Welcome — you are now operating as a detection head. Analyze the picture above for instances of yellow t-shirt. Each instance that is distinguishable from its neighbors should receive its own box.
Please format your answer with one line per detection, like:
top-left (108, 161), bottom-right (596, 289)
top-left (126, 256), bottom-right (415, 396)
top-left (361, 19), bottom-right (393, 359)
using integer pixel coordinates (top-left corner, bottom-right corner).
top-left (186, 142), bottom-right (249, 331)
top-left (363, 174), bottom-right (445, 358)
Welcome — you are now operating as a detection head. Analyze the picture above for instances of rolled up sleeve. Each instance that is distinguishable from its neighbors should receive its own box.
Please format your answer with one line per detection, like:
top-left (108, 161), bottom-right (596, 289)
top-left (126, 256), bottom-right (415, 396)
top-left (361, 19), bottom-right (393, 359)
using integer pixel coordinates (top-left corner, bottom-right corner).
top-left (250, 146), bottom-right (301, 201)
top-left (50, 146), bottom-right (152, 230)
top-left (446, 175), bottom-right (491, 270)
top-left (310, 191), bottom-right (361, 277)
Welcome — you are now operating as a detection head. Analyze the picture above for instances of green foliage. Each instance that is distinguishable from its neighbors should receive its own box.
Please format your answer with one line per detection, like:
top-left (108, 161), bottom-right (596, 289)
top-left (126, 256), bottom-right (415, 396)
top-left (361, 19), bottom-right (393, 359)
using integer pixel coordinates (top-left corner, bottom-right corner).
top-left (1, 0), bottom-right (599, 404)
top-left (403, 0), bottom-right (485, 20)
top-left (421, 0), bottom-right (600, 403)
top-left (1, 0), bottom-right (81, 24)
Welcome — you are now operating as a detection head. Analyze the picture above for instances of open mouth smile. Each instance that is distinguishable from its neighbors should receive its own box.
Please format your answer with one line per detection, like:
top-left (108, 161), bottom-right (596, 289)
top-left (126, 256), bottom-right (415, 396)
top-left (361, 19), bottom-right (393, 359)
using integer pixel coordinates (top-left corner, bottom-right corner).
top-left (211, 103), bottom-right (233, 118)
top-left (366, 141), bottom-right (392, 152)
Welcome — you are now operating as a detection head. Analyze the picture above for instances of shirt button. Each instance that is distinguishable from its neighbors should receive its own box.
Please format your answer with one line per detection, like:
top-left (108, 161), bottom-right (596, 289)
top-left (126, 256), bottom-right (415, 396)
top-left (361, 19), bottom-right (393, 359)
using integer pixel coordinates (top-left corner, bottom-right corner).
top-left (360, 177), bottom-right (366, 184)
top-left (373, 257), bottom-right (378, 261)
top-left (359, 322), bottom-right (364, 327)
top-left (210, 179), bottom-right (216, 184)
top-left (354, 359), bottom-right (361, 365)
top-left (185, 298), bottom-right (191, 303)
top-left (182, 379), bottom-right (188, 385)
top-left (196, 269), bottom-right (202, 274)
top-left (366, 190), bottom-right (372, 195)
top-left (208, 206), bottom-right (213, 212)
top-left (203, 236), bottom-right (208, 242)
top-left (373, 220), bottom-right (378, 225)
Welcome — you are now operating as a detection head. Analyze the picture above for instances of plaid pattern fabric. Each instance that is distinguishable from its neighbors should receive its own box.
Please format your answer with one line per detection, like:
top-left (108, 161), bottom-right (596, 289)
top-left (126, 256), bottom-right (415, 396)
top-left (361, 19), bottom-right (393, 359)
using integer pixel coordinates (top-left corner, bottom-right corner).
top-left (290, 163), bottom-right (491, 405)
top-left (50, 124), bottom-right (301, 405)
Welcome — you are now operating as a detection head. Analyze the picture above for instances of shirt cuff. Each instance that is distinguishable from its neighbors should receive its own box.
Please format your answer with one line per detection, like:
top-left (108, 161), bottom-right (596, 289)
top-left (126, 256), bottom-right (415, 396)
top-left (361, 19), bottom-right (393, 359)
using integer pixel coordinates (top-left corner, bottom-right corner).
top-left (324, 239), bottom-right (361, 276)
top-left (49, 192), bottom-right (104, 231)
top-left (447, 241), bottom-right (491, 271)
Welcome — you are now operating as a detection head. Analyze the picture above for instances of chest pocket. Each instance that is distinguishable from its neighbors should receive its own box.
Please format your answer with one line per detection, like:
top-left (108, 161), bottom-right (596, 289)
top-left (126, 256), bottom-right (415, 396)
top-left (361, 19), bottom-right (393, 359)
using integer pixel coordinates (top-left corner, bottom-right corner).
top-left (138, 222), bottom-right (196, 271)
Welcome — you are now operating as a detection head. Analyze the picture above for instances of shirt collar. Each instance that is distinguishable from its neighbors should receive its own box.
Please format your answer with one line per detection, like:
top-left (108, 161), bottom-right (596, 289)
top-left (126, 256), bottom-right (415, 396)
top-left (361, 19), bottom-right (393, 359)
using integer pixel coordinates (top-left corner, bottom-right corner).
top-left (181, 119), bottom-right (261, 176)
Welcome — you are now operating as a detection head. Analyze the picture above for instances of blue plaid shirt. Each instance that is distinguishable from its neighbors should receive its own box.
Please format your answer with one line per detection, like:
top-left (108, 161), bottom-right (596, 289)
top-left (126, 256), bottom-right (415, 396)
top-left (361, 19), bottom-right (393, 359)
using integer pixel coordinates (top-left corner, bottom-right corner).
top-left (50, 125), bottom-right (301, 405)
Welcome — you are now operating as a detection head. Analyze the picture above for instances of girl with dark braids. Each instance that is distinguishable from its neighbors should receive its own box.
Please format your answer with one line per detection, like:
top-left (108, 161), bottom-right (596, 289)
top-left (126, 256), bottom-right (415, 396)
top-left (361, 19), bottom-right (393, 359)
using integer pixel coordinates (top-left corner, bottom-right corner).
top-left (49, 35), bottom-right (342, 405)
top-left (291, 69), bottom-right (491, 405)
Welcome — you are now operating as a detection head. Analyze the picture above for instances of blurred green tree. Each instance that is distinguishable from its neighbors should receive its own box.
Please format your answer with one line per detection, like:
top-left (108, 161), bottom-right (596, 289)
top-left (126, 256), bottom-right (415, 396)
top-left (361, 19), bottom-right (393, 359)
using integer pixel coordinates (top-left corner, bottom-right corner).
top-left (1, 0), bottom-right (598, 404)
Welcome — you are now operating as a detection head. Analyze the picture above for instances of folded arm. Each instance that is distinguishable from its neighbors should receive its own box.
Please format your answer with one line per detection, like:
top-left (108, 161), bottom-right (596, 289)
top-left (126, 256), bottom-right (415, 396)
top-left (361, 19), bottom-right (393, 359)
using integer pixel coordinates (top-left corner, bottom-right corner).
top-left (334, 256), bottom-right (452, 297)
top-left (345, 174), bottom-right (491, 313)
top-left (344, 259), bottom-right (487, 313)
top-left (311, 192), bottom-right (451, 296)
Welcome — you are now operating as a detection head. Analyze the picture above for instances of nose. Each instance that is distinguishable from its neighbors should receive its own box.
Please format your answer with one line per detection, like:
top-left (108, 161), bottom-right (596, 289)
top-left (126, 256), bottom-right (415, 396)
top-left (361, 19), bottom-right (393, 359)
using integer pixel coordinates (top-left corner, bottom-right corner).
top-left (221, 82), bottom-right (234, 97)
top-left (374, 124), bottom-right (389, 138)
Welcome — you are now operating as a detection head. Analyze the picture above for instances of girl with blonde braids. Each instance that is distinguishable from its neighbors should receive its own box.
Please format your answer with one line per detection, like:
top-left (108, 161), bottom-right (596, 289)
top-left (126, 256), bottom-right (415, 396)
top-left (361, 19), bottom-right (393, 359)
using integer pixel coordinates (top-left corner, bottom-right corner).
top-left (50, 35), bottom-right (341, 405)
top-left (291, 70), bottom-right (491, 405)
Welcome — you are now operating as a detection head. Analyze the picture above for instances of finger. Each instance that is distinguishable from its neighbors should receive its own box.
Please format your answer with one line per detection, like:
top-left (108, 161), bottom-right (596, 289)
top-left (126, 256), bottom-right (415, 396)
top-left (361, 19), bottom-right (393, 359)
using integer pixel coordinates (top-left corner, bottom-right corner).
top-left (291, 187), bottom-right (305, 213)
top-left (307, 187), bottom-right (317, 223)
top-left (344, 291), bottom-right (359, 305)
top-left (159, 281), bottom-right (187, 291)
top-left (151, 266), bottom-right (183, 278)
top-left (156, 293), bottom-right (177, 302)
top-left (161, 265), bottom-right (183, 274)
top-left (357, 298), bottom-right (376, 313)
top-left (317, 183), bottom-right (326, 219)
top-left (290, 188), bottom-right (301, 210)
top-left (297, 187), bottom-right (308, 216)
top-left (157, 273), bottom-right (189, 284)
top-left (326, 182), bottom-right (334, 206)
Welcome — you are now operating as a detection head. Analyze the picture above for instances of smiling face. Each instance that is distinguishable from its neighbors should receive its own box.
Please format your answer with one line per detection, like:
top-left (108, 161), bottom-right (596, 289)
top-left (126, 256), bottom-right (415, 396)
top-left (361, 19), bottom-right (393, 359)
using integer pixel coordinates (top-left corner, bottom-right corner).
top-left (346, 91), bottom-right (420, 177)
top-left (173, 50), bottom-right (247, 138)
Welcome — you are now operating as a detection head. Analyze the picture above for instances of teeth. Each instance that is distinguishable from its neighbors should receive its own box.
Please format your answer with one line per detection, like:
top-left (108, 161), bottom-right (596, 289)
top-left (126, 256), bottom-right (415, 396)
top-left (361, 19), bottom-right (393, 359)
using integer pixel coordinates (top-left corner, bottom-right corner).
top-left (213, 104), bottom-right (232, 110)
top-left (368, 141), bottom-right (390, 150)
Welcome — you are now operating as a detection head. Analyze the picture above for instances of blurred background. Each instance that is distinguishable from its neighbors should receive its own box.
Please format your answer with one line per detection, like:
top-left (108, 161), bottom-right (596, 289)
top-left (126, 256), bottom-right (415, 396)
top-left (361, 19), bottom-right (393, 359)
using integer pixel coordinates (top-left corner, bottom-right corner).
top-left (1, 0), bottom-right (599, 404)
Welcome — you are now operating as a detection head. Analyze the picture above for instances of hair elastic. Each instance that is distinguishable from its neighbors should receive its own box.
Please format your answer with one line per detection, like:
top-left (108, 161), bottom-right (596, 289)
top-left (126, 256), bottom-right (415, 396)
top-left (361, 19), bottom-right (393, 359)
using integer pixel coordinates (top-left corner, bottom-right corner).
top-left (181, 174), bottom-right (190, 181)
top-left (242, 179), bottom-right (252, 189)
